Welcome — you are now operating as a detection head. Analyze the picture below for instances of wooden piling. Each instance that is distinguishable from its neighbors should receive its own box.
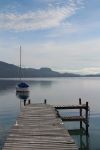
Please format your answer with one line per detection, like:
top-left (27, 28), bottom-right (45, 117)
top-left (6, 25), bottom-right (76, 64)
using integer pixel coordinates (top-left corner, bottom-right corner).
top-left (24, 99), bottom-right (26, 106)
top-left (79, 98), bottom-right (82, 128)
top-left (86, 102), bottom-right (89, 135)
top-left (44, 99), bottom-right (47, 104)
top-left (28, 99), bottom-right (31, 105)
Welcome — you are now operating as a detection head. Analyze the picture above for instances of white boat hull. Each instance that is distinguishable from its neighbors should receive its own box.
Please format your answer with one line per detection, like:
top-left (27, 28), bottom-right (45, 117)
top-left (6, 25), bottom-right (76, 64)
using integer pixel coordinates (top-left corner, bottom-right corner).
top-left (16, 87), bottom-right (29, 92)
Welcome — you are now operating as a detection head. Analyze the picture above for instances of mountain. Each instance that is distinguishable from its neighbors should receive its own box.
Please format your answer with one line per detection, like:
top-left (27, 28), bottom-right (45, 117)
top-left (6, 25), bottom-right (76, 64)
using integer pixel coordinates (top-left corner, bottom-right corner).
top-left (0, 61), bottom-right (19, 78)
top-left (0, 61), bottom-right (60, 78)
top-left (0, 61), bottom-right (99, 78)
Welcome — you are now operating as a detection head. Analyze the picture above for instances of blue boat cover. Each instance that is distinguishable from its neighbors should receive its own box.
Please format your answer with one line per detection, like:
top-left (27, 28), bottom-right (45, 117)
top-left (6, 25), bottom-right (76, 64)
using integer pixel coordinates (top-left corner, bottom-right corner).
top-left (18, 82), bottom-right (29, 88)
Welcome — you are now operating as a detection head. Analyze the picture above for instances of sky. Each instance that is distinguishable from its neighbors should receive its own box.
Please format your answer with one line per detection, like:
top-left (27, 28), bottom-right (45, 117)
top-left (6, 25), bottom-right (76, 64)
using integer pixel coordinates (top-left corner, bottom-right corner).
top-left (0, 0), bottom-right (100, 74)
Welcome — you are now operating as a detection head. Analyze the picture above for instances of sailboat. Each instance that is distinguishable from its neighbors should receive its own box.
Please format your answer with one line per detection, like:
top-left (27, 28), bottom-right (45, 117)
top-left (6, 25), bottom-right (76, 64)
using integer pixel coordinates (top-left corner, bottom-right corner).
top-left (16, 46), bottom-right (29, 92)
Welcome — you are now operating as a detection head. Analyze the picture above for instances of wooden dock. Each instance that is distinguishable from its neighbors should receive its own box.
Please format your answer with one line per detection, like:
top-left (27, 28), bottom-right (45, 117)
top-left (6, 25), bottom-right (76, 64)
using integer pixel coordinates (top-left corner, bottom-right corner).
top-left (3, 103), bottom-right (78, 150)
top-left (55, 99), bottom-right (89, 135)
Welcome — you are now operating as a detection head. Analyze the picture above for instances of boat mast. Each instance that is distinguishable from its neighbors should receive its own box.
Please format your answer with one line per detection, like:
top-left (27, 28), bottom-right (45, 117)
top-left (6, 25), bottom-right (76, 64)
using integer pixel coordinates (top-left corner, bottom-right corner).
top-left (20, 46), bottom-right (21, 81)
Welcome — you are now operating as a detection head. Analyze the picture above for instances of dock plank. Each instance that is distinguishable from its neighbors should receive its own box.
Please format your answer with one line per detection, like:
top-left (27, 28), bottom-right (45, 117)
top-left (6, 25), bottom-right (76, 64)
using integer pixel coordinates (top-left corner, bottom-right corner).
top-left (3, 104), bottom-right (78, 150)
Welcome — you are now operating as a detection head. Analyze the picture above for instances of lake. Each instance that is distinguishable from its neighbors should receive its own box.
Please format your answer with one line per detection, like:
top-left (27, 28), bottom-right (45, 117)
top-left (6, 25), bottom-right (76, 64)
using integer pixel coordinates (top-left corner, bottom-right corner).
top-left (0, 77), bottom-right (100, 149)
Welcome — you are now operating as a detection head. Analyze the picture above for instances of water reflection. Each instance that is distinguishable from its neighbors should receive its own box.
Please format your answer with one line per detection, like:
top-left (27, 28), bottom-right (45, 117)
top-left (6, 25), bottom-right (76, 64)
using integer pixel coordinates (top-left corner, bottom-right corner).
top-left (39, 81), bottom-right (53, 87)
top-left (0, 79), bottom-right (54, 93)
top-left (16, 91), bottom-right (30, 109)
top-left (0, 80), bottom-right (17, 92)
top-left (29, 80), bottom-right (54, 89)
top-left (16, 91), bottom-right (29, 100)
top-left (69, 129), bottom-right (89, 150)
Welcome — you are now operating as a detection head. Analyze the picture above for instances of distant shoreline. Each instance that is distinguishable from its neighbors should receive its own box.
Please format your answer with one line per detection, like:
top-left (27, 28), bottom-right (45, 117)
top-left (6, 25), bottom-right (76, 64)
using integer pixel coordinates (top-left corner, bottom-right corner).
top-left (0, 61), bottom-right (100, 78)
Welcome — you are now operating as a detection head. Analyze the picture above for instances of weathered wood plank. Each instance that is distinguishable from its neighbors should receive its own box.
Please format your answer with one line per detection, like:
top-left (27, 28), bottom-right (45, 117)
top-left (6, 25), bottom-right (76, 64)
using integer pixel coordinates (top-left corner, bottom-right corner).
top-left (3, 104), bottom-right (78, 150)
top-left (55, 104), bottom-right (86, 109)
top-left (61, 116), bottom-right (86, 122)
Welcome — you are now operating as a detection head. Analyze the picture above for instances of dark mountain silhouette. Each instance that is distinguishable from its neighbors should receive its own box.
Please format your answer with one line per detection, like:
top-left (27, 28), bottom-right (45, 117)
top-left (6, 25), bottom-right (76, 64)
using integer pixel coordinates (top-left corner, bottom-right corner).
top-left (0, 61), bottom-right (99, 78)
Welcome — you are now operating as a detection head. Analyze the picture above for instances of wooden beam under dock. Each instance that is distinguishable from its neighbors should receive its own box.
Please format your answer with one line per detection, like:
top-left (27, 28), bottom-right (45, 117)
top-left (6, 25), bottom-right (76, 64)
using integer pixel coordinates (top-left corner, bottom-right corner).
top-left (55, 99), bottom-right (89, 136)
top-left (3, 104), bottom-right (78, 150)
top-left (55, 104), bottom-right (87, 109)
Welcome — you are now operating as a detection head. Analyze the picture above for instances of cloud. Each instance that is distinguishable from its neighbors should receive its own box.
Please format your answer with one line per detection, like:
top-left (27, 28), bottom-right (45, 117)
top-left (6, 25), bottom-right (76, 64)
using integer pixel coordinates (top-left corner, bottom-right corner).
top-left (0, 0), bottom-right (84, 31)
top-left (56, 67), bottom-right (100, 74)
top-left (80, 67), bottom-right (100, 74)
top-left (1, 36), bottom-right (100, 75)
top-left (9, 37), bottom-right (99, 71)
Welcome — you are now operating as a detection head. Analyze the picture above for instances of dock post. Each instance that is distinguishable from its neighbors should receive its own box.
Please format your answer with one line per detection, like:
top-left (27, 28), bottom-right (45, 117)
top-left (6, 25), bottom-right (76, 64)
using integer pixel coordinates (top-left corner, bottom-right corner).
top-left (24, 100), bottom-right (26, 106)
top-left (86, 102), bottom-right (89, 135)
top-left (28, 99), bottom-right (31, 105)
top-left (44, 99), bottom-right (47, 104)
top-left (79, 98), bottom-right (82, 129)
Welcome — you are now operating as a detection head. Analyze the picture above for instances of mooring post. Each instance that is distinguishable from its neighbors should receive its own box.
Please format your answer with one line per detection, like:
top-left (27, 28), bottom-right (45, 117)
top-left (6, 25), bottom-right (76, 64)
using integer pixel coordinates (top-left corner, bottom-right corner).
top-left (28, 99), bottom-right (31, 105)
top-left (24, 100), bottom-right (26, 106)
top-left (79, 98), bottom-right (82, 129)
top-left (86, 102), bottom-right (89, 135)
top-left (44, 99), bottom-right (47, 104)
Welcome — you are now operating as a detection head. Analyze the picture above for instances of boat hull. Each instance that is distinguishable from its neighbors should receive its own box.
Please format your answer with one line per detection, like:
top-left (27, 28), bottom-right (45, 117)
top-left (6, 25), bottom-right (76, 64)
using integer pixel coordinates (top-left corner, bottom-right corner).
top-left (16, 82), bottom-right (29, 92)
top-left (16, 87), bottom-right (29, 92)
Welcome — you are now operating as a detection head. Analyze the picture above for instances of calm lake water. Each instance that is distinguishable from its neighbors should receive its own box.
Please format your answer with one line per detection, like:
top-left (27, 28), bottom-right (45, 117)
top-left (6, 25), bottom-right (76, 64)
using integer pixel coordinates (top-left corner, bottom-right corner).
top-left (0, 77), bottom-right (100, 150)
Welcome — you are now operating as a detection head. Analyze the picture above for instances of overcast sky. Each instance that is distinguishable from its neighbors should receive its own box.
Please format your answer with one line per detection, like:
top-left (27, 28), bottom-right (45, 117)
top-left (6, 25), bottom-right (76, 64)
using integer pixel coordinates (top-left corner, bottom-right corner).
top-left (0, 0), bottom-right (100, 74)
